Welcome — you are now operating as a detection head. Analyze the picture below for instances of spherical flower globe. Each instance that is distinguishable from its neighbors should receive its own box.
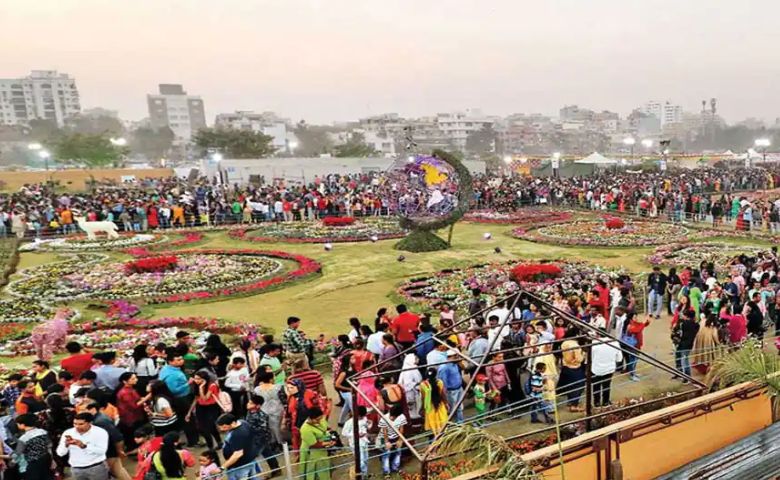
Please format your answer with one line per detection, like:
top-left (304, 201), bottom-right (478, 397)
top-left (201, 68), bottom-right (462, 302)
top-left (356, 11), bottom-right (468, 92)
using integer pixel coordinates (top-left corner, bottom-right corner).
top-left (370, 235), bottom-right (379, 243)
top-left (483, 232), bottom-right (492, 240)
top-left (324, 243), bottom-right (333, 251)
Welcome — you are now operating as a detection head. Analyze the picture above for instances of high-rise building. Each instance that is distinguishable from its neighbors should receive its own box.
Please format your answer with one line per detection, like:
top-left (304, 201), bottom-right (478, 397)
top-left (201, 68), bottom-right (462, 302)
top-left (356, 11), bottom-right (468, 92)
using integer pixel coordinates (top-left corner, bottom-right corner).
top-left (147, 84), bottom-right (206, 144)
top-left (640, 100), bottom-right (683, 126)
top-left (214, 111), bottom-right (294, 152)
top-left (0, 70), bottom-right (81, 127)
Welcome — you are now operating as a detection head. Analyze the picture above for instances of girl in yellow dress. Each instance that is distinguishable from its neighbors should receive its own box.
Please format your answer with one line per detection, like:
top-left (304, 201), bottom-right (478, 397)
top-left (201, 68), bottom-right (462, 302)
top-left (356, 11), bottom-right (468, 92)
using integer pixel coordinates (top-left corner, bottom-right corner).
top-left (419, 367), bottom-right (449, 435)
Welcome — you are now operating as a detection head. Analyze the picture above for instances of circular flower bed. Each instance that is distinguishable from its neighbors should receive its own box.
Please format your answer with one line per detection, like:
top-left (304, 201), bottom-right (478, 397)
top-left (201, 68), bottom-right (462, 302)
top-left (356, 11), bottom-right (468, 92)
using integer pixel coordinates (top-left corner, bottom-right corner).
top-left (6, 249), bottom-right (321, 305)
top-left (19, 233), bottom-right (167, 252)
top-left (230, 217), bottom-right (406, 243)
top-left (513, 219), bottom-right (688, 247)
top-left (463, 208), bottom-right (574, 225)
top-left (647, 242), bottom-right (771, 270)
top-left (322, 216), bottom-right (356, 227)
top-left (397, 260), bottom-right (621, 310)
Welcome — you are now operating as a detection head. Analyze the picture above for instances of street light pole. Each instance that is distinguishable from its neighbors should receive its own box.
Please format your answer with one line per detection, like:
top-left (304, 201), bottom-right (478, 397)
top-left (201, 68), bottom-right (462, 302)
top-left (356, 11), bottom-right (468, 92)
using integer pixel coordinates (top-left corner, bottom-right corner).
top-left (755, 138), bottom-right (771, 163)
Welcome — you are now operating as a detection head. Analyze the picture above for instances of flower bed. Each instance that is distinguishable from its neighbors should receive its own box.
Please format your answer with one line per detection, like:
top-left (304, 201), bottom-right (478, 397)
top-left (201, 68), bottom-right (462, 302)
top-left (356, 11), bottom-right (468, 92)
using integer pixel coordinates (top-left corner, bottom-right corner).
top-left (125, 255), bottom-right (178, 274)
top-left (513, 219), bottom-right (688, 247)
top-left (124, 231), bottom-right (205, 256)
top-left (647, 242), bottom-right (771, 270)
top-left (6, 249), bottom-right (321, 305)
top-left (397, 260), bottom-right (621, 310)
top-left (19, 233), bottom-right (167, 252)
top-left (230, 217), bottom-right (406, 243)
top-left (322, 216), bottom-right (355, 226)
top-left (510, 263), bottom-right (563, 282)
top-left (605, 217), bottom-right (625, 230)
top-left (463, 208), bottom-right (574, 225)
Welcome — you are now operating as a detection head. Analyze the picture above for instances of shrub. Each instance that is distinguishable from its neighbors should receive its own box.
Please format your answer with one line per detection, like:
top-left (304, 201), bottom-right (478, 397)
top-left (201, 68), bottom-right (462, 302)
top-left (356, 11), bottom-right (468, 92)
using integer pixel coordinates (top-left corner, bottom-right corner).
top-left (510, 263), bottom-right (563, 283)
top-left (605, 217), bottom-right (625, 230)
top-left (124, 255), bottom-right (178, 275)
top-left (394, 230), bottom-right (449, 252)
top-left (322, 216), bottom-right (355, 227)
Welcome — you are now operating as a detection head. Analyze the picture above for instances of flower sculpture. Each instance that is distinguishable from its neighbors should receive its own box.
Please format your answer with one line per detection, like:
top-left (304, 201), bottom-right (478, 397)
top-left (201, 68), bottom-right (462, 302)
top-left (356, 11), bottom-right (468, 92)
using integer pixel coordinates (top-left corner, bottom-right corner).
top-left (322, 216), bottom-right (356, 227)
top-left (30, 308), bottom-right (71, 361)
top-left (125, 255), bottom-right (178, 275)
top-left (510, 263), bottom-right (563, 283)
top-left (605, 217), bottom-right (625, 230)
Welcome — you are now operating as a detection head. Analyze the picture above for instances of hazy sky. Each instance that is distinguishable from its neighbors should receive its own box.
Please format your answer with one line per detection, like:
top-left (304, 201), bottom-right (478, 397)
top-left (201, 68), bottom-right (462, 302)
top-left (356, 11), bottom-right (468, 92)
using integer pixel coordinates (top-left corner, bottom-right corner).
top-left (2, 0), bottom-right (779, 124)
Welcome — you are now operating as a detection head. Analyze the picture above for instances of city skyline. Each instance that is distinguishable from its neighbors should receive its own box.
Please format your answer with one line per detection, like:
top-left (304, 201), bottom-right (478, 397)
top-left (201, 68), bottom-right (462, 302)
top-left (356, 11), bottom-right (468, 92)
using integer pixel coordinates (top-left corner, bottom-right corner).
top-left (2, 0), bottom-right (779, 124)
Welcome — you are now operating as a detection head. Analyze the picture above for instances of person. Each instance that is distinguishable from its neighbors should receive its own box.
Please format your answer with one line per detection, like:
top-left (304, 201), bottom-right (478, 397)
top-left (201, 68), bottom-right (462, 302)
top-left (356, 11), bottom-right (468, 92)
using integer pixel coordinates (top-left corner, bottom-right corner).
top-left (333, 354), bottom-right (355, 427)
top-left (647, 267), bottom-right (668, 320)
top-left (379, 405), bottom-right (407, 476)
top-left (282, 317), bottom-right (313, 370)
top-left (485, 352), bottom-right (510, 409)
top-left (253, 371), bottom-right (285, 446)
top-left (623, 316), bottom-right (650, 382)
top-left (31, 360), bottom-right (57, 398)
top-left (298, 407), bottom-right (333, 480)
top-left (437, 349), bottom-right (464, 423)
top-left (419, 367), bottom-right (448, 435)
top-left (557, 337), bottom-right (585, 411)
top-left (83, 401), bottom-right (132, 480)
top-left (224, 357), bottom-right (250, 418)
top-left (12, 413), bottom-right (53, 480)
top-left (367, 323), bottom-right (387, 358)
top-left (674, 310), bottom-right (700, 382)
top-left (391, 304), bottom-right (420, 350)
top-left (186, 370), bottom-right (223, 451)
top-left (60, 342), bottom-right (93, 379)
top-left (202, 334), bottom-right (231, 379)
top-left (217, 414), bottom-right (260, 480)
top-left (145, 381), bottom-right (179, 436)
top-left (529, 363), bottom-right (553, 424)
top-left (288, 357), bottom-right (327, 398)
top-left (198, 450), bottom-right (221, 480)
top-left (743, 291), bottom-right (766, 339)
top-left (15, 380), bottom-right (46, 415)
top-left (245, 395), bottom-right (280, 475)
top-left (1, 373), bottom-right (22, 416)
top-left (127, 345), bottom-right (158, 395)
top-left (590, 331), bottom-right (623, 408)
top-left (286, 378), bottom-right (324, 450)
top-left (472, 374), bottom-right (490, 416)
top-left (149, 432), bottom-right (195, 480)
top-left (92, 352), bottom-right (126, 394)
top-left (56, 412), bottom-right (110, 480)
top-left (115, 373), bottom-right (147, 451)
top-left (347, 317), bottom-right (362, 343)
top-left (158, 351), bottom-right (198, 446)
top-left (691, 315), bottom-right (722, 374)
top-left (341, 405), bottom-right (369, 475)
top-left (414, 324), bottom-right (436, 366)
top-left (132, 425), bottom-right (162, 480)
top-left (378, 333), bottom-right (402, 374)
top-left (258, 343), bottom-right (286, 385)
top-left (397, 354), bottom-right (422, 420)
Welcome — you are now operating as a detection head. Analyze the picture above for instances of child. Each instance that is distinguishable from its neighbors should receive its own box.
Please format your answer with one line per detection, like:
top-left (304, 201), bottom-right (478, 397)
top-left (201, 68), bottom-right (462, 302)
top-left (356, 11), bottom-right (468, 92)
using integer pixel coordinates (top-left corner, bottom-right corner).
top-left (341, 405), bottom-right (370, 475)
top-left (529, 362), bottom-right (553, 424)
top-left (553, 318), bottom-right (567, 340)
top-left (198, 450), bottom-right (221, 480)
top-left (224, 357), bottom-right (249, 417)
top-left (472, 374), bottom-right (490, 416)
top-left (315, 334), bottom-right (328, 353)
top-left (0, 374), bottom-right (22, 415)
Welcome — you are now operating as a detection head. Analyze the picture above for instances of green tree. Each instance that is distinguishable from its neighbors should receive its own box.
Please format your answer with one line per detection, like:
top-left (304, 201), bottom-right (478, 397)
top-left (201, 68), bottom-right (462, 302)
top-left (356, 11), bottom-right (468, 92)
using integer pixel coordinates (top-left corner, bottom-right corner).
top-left (193, 128), bottom-right (276, 158)
top-left (293, 120), bottom-right (336, 156)
top-left (48, 133), bottom-right (128, 168)
top-left (465, 125), bottom-right (497, 157)
top-left (66, 114), bottom-right (124, 136)
top-left (333, 132), bottom-right (376, 157)
top-left (707, 339), bottom-right (780, 413)
top-left (129, 126), bottom-right (175, 160)
top-left (26, 119), bottom-right (61, 142)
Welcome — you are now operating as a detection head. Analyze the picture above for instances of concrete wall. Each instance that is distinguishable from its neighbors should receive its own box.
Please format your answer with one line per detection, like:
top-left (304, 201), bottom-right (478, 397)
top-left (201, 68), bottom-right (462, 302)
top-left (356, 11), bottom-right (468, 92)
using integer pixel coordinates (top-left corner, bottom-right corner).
top-left (0, 168), bottom-right (174, 191)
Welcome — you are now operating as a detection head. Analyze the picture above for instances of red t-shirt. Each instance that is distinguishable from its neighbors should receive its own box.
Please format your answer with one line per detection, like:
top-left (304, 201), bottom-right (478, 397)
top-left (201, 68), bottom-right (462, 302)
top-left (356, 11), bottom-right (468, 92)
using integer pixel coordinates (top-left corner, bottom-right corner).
top-left (116, 385), bottom-right (146, 426)
top-left (61, 353), bottom-right (94, 378)
top-left (196, 383), bottom-right (220, 406)
top-left (391, 312), bottom-right (420, 343)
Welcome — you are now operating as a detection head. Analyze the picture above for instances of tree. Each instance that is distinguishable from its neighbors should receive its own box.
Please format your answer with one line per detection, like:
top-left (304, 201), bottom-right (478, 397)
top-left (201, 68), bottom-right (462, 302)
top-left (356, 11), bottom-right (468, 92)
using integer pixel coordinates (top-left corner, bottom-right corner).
top-left (465, 125), bottom-right (497, 157)
top-left (706, 340), bottom-right (780, 413)
top-left (67, 114), bottom-right (124, 136)
top-left (294, 121), bottom-right (336, 156)
top-left (129, 126), bottom-right (175, 160)
top-left (333, 132), bottom-right (376, 157)
top-left (26, 119), bottom-right (61, 142)
top-left (193, 128), bottom-right (276, 158)
top-left (48, 133), bottom-right (128, 168)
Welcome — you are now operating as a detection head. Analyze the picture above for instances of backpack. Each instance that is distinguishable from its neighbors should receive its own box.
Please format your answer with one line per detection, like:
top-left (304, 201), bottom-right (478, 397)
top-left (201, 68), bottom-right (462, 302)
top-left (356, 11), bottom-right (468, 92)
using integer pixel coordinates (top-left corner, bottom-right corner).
top-left (216, 390), bottom-right (233, 413)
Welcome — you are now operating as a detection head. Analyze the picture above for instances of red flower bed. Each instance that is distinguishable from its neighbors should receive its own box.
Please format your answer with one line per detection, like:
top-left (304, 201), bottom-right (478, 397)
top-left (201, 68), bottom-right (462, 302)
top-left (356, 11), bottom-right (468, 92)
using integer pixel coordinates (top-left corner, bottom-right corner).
top-left (510, 263), bottom-right (563, 283)
top-left (139, 249), bottom-right (322, 305)
top-left (322, 216), bottom-right (355, 226)
top-left (124, 231), bottom-right (205, 257)
top-left (605, 217), bottom-right (625, 230)
top-left (124, 256), bottom-right (178, 275)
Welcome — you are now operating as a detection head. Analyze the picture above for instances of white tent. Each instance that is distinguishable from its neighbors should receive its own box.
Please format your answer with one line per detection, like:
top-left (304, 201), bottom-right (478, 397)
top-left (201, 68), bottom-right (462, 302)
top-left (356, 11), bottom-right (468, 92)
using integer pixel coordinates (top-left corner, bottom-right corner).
top-left (574, 152), bottom-right (618, 165)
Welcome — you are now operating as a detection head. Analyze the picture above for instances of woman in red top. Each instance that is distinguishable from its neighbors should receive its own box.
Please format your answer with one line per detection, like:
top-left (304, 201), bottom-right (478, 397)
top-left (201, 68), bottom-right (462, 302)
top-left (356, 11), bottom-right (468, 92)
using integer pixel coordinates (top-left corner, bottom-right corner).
top-left (116, 373), bottom-right (148, 450)
top-left (147, 204), bottom-right (159, 229)
top-left (186, 370), bottom-right (223, 450)
top-left (132, 425), bottom-right (162, 480)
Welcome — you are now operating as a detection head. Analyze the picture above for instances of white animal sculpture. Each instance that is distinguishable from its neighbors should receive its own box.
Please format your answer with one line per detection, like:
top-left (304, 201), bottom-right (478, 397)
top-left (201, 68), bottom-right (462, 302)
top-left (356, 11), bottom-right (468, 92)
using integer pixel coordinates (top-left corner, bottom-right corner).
top-left (74, 216), bottom-right (120, 240)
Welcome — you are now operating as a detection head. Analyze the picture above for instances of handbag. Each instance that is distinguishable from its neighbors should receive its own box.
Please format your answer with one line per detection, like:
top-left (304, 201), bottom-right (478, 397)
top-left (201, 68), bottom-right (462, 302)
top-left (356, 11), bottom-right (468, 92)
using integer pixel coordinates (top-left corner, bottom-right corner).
top-left (216, 390), bottom-right (233, 413)
top-left (621, 333), bottom-right (638, 348)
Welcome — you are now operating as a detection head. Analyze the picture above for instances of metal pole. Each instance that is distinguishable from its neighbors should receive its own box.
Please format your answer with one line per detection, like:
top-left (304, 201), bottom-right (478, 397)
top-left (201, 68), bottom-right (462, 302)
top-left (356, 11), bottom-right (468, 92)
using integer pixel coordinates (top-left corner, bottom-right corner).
top-left (585, 338), bottom-right (594, 432)
top-left (351, 388), bottom-right (363, 480)
top-left (282, 443), bottom-right (294, 480)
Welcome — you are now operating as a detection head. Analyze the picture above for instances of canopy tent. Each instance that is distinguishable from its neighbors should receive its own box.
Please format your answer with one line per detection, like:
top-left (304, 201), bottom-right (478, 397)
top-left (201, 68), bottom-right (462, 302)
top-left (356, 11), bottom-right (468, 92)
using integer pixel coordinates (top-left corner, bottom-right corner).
top-left (574, 152), bottom-right (618, 165)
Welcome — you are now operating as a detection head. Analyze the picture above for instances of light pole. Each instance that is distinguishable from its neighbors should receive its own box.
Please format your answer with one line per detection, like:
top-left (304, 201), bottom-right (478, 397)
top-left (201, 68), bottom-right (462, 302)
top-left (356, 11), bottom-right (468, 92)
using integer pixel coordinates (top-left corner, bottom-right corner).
top-left (287, 140), bottom-right (299, 156)
top-left (755, 138), bottom-right (771, 163)
top-left (623, 137), bottom-right (635, 158)
top-left (641, 139), bottom-right (653, 151)
top-left (39, 150), bottom-right (51, 172)
top-left (211, 152), bottom-right (224, 184)
top-left (552, 152), bottom-right (561, 178)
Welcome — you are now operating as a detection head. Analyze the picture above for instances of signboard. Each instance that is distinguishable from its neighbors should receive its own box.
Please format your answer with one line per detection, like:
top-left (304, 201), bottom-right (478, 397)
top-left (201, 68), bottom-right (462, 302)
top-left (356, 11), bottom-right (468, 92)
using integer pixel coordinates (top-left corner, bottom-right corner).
top-left (551, 158), bottom-right (560, 169)
top-left (659, 160), bottom-right (667, 171)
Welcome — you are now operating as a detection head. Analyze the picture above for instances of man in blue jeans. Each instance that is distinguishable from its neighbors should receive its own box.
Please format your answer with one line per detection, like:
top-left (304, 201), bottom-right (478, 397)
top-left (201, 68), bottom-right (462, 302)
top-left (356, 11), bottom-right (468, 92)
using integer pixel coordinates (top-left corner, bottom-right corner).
top-left (218, 413), bottom-right (261, 480)
top-left (647, 266), bottom-right (667, 320)
top-left (674, 311), bottom-right (699, 383)
top-left (437, 349), bottom-right (464, 423)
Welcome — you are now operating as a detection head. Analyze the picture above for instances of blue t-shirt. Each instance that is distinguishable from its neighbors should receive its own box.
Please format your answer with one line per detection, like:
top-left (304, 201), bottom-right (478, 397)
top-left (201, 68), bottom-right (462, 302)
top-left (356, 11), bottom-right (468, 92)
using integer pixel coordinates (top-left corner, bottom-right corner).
top-left (223, 421), bottom-right (259, 467)
top-left (437, 362), bottom-right (462, 391)
top-left (159, 365), bottom-right (190, 398)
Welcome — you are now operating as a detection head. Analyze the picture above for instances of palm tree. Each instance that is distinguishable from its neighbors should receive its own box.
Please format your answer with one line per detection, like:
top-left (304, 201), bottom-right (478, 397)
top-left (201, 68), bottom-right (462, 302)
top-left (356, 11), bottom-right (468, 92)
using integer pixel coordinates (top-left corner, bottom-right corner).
top-left (706, 340), bottom-right (780, 413)
top-left (432, 424), bottom-right (542, 480)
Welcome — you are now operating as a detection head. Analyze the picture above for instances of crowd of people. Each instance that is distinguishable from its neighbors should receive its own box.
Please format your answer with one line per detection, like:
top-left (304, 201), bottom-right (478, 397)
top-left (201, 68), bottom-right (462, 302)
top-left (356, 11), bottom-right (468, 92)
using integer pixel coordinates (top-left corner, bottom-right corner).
top-left (4, 165), bottom-right (780, 238)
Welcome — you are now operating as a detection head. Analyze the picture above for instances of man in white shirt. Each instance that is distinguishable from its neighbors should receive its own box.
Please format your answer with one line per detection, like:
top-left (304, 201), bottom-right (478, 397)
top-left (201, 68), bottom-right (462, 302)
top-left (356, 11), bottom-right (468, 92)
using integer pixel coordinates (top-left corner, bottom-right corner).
top-left (366, 324), bottom-right (387, 357)
top-left (486, 301), bottom-right (510, 326)
top-left (56, 412), bottom-right (110, 480)
top-left (486, 315), bottom-right (510, 351)
top-left (590, 334), bottom-right (623, 408)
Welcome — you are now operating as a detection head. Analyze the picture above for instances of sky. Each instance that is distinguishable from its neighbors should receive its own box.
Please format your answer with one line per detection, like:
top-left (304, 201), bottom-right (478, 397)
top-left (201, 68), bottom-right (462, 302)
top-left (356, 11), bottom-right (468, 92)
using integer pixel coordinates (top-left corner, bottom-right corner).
top-left (2, 0), bottom-right (779, 125)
